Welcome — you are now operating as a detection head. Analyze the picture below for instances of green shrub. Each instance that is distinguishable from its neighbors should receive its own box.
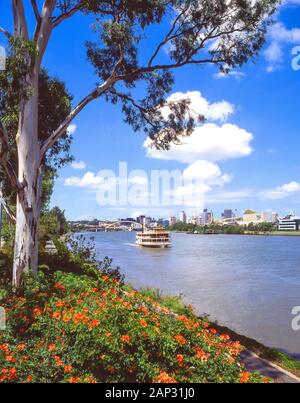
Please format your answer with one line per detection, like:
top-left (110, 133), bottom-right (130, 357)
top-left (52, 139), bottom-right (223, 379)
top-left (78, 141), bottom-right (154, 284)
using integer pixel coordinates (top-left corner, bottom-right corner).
top-left (0, 271), bottom-right (268, 383)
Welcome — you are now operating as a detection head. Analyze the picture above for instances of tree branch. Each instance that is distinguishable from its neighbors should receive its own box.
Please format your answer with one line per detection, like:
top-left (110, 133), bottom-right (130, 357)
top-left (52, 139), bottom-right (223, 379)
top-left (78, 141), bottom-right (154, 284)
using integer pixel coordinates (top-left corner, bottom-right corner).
top-left (0, 122), bottom-right (23, 193)
top-left (52, 1), bottom-right (85, 27)
top-left (148, 5), bottom-right (190, 67)
top-left (31, 0), bottom-right (41, 22)
top-left (0, 26), bottom-right (12, 39)
top-left (0, 193), bottom-right (16, 224)
top-left (34, 0), bottom-right (56, 68)
top-left (12, 0), bottom-right (29, 39)
top-left (39, 78), bottom-right (115, 162)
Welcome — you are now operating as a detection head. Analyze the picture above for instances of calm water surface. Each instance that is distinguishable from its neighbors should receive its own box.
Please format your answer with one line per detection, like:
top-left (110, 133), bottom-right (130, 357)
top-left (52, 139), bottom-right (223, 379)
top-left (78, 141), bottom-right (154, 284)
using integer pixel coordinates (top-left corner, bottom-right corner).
top-left (81, 232), bottom-right (300, 358)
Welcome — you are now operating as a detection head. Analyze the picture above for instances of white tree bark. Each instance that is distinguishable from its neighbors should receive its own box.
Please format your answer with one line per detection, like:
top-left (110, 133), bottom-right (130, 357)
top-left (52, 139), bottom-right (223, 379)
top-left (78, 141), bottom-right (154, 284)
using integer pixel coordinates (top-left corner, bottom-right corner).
top-left (13, 68), bottom-right (41, 287)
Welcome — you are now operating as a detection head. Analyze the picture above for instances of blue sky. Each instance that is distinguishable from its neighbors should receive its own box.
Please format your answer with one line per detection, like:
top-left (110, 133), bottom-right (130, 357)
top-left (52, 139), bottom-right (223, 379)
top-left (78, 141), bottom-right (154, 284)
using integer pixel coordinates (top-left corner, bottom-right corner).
top-left (1, 1), bottom-right (300, 220)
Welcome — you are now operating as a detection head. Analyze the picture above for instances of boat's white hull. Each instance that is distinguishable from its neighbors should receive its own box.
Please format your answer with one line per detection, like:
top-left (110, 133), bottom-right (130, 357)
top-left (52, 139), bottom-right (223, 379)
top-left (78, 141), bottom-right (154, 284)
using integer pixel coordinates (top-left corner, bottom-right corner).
top-left (136, 240), bottom-right (171, 248)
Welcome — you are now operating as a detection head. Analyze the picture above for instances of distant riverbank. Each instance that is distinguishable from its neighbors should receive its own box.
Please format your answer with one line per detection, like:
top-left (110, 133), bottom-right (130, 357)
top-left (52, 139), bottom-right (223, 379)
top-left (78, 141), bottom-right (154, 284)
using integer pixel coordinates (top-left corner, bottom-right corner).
top-left (176, 230), bottom-right (300, 237)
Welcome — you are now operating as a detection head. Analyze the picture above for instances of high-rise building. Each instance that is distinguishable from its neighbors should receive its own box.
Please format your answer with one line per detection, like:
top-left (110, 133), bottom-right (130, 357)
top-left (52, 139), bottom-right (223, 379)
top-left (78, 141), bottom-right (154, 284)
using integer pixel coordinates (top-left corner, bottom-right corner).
top-left (189, 216), bottom-right (198, 225)
top-left (198, 209), bottom-right (213, 225)
top-left (271, 212), bottom-right (279, 223)
top-left (222, 209), bottom-right (234, 219)
top-left (179, 211), bottom-right (187, 223)
top-left (169, 216), bottom-right (177, 226)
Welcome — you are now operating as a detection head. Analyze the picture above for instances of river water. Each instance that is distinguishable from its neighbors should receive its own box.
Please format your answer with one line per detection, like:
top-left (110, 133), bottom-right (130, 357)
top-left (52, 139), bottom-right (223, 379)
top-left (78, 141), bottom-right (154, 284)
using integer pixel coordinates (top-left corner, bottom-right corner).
top-left (81, 231), bottom-right (300, 359)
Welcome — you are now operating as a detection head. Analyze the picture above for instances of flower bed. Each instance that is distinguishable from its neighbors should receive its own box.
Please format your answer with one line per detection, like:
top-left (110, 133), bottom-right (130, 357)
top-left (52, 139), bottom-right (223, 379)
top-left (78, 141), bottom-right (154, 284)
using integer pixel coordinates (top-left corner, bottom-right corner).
top-left (0, 271), bottom-right (268, 383)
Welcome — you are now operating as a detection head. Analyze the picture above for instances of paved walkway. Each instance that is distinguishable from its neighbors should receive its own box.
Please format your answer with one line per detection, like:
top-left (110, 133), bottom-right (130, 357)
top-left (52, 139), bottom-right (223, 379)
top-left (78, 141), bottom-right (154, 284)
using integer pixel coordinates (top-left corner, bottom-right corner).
top-left (240, 350), bottom-right (300, 383)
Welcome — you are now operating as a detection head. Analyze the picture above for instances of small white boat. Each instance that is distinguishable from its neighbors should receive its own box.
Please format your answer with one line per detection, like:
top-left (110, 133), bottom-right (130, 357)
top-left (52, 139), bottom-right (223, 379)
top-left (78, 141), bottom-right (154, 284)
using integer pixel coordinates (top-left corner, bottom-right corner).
top-left (136, 227), bottom-right (171, 248)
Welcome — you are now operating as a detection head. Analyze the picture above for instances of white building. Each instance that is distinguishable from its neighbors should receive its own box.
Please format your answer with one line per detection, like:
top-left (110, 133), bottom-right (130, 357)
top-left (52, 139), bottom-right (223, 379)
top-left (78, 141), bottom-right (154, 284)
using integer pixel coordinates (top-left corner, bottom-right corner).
top-left (198, 209), bottom-right (213, 225)
top-left (278, 215), bottom-right (300, 231)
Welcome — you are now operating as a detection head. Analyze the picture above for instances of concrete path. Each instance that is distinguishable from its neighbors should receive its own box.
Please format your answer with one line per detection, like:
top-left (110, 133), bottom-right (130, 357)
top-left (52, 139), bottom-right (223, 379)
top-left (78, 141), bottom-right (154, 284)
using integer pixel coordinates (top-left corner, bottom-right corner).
top-left (240, 350), bottom-right (300, 383)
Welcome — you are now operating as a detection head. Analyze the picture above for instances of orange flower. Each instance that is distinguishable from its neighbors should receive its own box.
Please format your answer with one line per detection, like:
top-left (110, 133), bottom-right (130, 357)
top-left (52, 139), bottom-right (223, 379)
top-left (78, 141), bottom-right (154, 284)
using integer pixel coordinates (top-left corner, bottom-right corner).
top-left (54, 283), bottom-right (65, 291)
top-left (6, 355), bottom-right (16, 363)
top-left (73, 312), bottom-right (87, 324)
top-left (194, 348), bottom-right (210, 362)
top-left (17, 343), bottom-right (25, 351)
top-left (54, 355), bottom-right (63, 367)
top-left (55, 301), bottom-right (65, 308)
top-left (33, 307), bottom-right (43, 317)
top-left (68, 377), bottom-right (81, 383)
top-left (157, 372), bottom-right (177, 383)
top-left (120, 335), bottom-right (131, 343)
top-left (105, 332), bottom-right (112, 337)
top-left (219, 334), bottom-right (230, 342)
top-left (139, 319), bottom-right (148, 327)
top-left (102, 275), bottom-right (109, 281)
top-left (174, 334), bottom-right (186, 345)
top-left (240, 371), bottom-right (251, 383)
top-left (27, 375), bottom-right (33, 382)
top-left (64, 365), bottom-right (73, 373)
top-left (176, 354), bottom-right (184, 367)
top-left (62, 315), bottom-right (71, 323)
top-left (89, 319), bottom-right (100, 328)
top-left (83, 376), bottom-right (97, 383)
top-left (48, 343), bottom-right (56, 352)
top-left (53, 311), bottom-right (61, 320)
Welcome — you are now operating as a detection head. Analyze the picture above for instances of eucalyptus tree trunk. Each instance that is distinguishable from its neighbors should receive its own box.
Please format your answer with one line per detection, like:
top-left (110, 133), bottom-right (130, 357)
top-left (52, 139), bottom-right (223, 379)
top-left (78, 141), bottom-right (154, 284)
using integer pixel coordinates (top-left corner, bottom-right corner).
top-left (13, 70), bottom-right (42, 287)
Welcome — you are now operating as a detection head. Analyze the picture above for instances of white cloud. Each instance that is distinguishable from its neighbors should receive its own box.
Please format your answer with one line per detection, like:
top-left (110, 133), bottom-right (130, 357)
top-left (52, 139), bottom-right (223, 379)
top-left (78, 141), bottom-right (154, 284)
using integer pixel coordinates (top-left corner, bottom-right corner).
top-left (67, 124), bottom-right (77, 135)
top-left (64, 172), bottom-right (104, 190)
top-left (260, 181), bottom-right (300, 200)
top-left (265, 21), bottom-right (300, 72)
top-left (270, 22), bottom-right (300, 43)
top-left (183, 160), bottom-right (231, 186)
top-left (163, 91), bottom-right (234, 123)
top-left (264, 41), bottom-right (284, 72)
top-left (71, 160), bottom-right (86, 170)
top-left (145, 123), bottom-right (253, 164)
top-left (213, 70), bottom-right (246, 81)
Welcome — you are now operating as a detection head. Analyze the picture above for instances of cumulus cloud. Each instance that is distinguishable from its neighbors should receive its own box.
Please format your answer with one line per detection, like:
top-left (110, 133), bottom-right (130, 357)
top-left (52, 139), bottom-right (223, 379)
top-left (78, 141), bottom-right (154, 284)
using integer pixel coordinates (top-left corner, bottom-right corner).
top-left (260, 181), bottom-right (300, 200)
top-left (145, 123), bottom-right (253, 164)
top-left (183, 160), bottom-right (231, 186)
top-left (64, 172), bottom-right (104, 190)
top-left (213, 70), bottom-right (246, 81)
top-left (264, 41), bottom-right (284, 72)
top-left (162, 91), bottom-right (234, 123)
top-left (71, 160), bottom-right (86, 170)
top-left (67, 124), bottom-right (77, 135)
top-left (264, 21), bottom-right (300, 72)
